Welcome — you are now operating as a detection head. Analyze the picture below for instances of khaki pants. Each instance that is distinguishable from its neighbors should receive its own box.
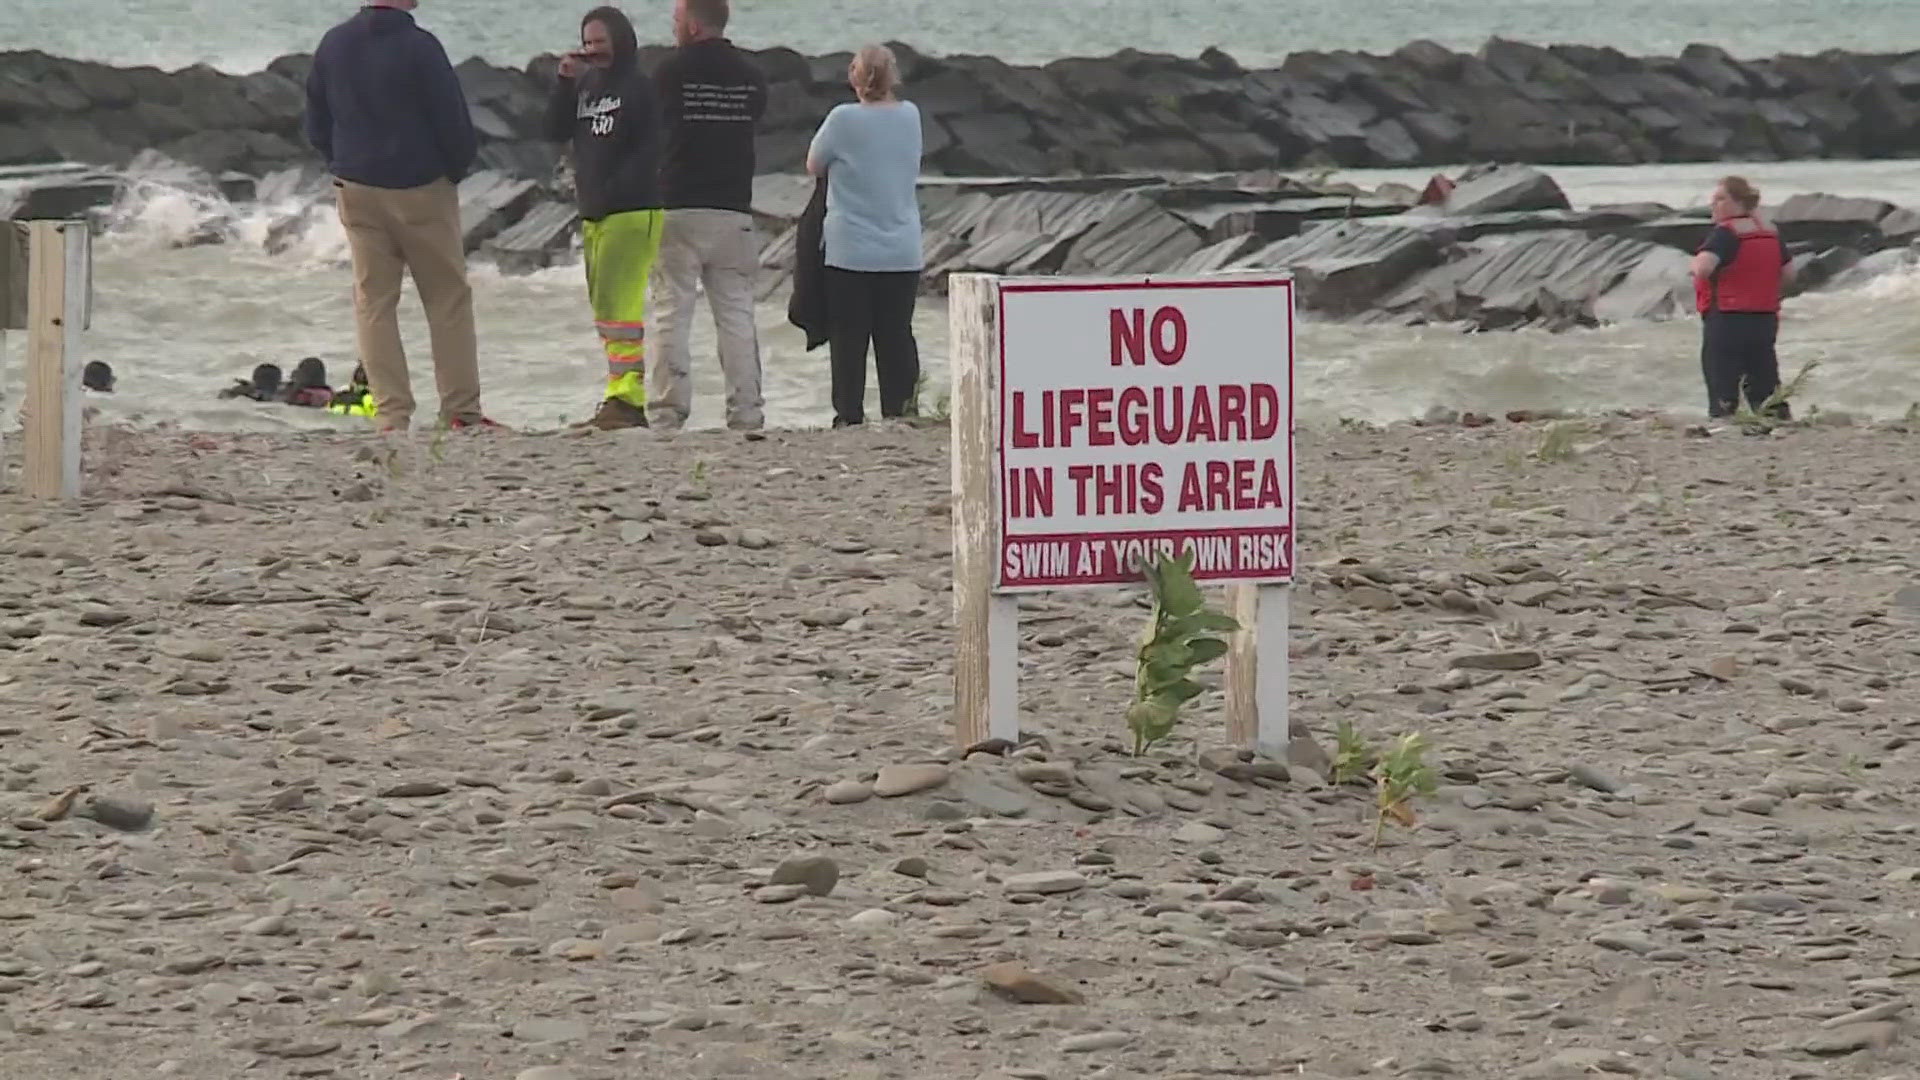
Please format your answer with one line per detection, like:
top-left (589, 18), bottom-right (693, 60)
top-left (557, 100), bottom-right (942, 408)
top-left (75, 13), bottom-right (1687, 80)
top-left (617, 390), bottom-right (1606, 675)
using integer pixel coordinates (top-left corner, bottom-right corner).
top-left (647, 208), bottom-right (764, 430)
top-left (334, 178), bottom-right (483, 429)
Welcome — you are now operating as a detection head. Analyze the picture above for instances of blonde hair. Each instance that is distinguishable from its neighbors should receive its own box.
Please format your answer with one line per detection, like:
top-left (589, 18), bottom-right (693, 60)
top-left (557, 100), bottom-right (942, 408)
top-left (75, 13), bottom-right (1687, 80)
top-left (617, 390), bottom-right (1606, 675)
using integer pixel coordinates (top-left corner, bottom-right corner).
top-left (851, 44), bottom-right (900, 101)
top-left (1719, 175), bottom-right (1761, 212)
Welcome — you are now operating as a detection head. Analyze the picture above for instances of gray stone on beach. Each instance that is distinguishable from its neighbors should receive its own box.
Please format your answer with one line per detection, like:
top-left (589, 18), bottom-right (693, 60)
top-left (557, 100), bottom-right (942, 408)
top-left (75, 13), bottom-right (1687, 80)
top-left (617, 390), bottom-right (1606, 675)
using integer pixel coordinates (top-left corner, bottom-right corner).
top-left (1450, 650), bottom-right (1543, 671)
top-left (1004, 871), bottom-right (1087, 895)
top-left (769, 855), bottom-right (840, 897)
top-left (823, 780), bottom-right (873, 804)
top-left (82, 795), bottom-right (154, 831)
top-left (873, 764), bottom-right (948, 797)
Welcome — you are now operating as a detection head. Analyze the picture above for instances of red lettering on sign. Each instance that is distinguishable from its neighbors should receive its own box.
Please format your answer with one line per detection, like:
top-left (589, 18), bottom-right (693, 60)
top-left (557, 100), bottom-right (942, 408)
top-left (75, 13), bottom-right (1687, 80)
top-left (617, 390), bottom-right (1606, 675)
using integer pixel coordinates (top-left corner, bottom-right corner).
top-left (1216, 384), bottom-right (1247, 440)
top-left (1188, 387), bottom-right (1216, 442)
top-left (1008, 465), bottom-right (1054, 518)
top-left (1086, 387), bottom-right (1115, 446)
top-left (1175, 458), bottom-right (1287, 512)
top-left (1110, 306), bottom-right (1188, 366)
top-left (1067, 462), bottom-right (1171, 516)
top-left (1249, 382), bottom-right (1281, 440)
top-left (1011, 385), bottom-right (1285, 449)
top-left (1011, 391), bottom-right (1038, 449)
top-left (1110, 308), bottom-right (1145, 366)
top-left (1117, 386), bottom-right (1149, 445)
top-left (1154, 387), bottom-right (1185, 443)
top-left (1059, 388), bottom-right (1085, 446)
top-left (1141, 461), bottom-right (1166, 513)
top-left (1151, 306), bottom-right (1188, 365)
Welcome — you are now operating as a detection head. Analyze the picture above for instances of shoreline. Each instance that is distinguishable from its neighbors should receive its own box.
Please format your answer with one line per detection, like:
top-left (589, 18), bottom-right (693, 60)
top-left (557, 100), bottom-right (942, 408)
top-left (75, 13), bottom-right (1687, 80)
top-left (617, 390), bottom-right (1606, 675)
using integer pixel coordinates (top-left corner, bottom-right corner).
top-left (8, 37), bottom-right (1920, 181)
top-left (1, 417), bottom-right (1916, 1077)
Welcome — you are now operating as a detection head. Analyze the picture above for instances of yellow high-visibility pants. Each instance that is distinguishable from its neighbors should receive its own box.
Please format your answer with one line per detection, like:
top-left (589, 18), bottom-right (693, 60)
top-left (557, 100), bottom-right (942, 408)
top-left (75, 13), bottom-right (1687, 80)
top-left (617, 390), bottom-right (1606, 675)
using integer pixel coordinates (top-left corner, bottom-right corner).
top-left (582, 209), bottom-right (666, 408)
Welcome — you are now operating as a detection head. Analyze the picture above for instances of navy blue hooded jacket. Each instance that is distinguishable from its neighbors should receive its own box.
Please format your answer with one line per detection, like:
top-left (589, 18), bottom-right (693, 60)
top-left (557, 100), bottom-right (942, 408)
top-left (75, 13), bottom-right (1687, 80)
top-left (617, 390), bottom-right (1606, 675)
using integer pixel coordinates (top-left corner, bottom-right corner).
top-left (304, 6), bottom-right (478, 189)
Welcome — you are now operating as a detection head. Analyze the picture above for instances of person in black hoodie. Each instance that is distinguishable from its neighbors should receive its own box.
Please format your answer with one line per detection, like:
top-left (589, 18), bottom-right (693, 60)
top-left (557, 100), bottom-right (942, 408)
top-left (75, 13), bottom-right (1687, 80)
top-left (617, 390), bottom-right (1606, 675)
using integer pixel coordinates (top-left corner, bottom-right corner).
top-left (304, 0), bottom-right (496, 433)
top-left (648, 0), bottom-right (769, 431)
top-left (544, 6), bottom-right (666, 431)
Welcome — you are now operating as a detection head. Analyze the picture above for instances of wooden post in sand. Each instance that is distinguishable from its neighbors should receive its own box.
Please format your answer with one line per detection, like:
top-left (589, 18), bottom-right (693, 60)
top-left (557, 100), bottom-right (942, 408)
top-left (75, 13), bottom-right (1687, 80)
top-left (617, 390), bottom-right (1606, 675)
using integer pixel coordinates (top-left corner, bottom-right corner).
top-left (21, 220), bottom-right (91, 500)
top-left (950, 273), bottom-right (1021, 748)
top-left (949, 270), bottom-right (1299, 756)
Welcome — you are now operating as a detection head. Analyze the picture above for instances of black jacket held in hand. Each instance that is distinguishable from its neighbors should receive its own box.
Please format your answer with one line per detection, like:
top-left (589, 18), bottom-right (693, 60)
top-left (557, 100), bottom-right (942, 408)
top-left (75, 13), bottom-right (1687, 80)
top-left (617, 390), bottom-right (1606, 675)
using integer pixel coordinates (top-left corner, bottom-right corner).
top-left (788, 176), bottom-right (830, 352)
top-left (543, 7), bottom-right (662, 222)
top-left (304, 6), bottom-right (478, 189)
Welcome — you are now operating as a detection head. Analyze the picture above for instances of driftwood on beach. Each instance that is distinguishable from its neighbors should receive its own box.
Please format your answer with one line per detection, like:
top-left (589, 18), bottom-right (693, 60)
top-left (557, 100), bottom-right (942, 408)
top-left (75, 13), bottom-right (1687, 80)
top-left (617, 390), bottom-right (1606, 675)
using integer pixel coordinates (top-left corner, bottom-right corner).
top-left (6, 37), bottom-right (1920, 181)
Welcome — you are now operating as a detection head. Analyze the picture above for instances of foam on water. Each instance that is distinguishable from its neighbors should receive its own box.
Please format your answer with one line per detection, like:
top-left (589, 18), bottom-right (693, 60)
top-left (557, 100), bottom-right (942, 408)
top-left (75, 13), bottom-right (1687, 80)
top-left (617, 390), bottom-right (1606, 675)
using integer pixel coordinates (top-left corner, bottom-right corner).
top-left (9, 158), bottom-right (1920, 434)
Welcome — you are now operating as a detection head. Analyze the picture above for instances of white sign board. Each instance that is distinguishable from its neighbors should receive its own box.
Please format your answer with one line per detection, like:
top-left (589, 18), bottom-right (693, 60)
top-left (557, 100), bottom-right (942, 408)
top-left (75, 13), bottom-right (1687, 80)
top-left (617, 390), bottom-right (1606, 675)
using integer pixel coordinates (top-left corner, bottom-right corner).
top-left (948, 272), bottom-right (1297, 756)
top-left (995, 276), bottom-right (1296, 592)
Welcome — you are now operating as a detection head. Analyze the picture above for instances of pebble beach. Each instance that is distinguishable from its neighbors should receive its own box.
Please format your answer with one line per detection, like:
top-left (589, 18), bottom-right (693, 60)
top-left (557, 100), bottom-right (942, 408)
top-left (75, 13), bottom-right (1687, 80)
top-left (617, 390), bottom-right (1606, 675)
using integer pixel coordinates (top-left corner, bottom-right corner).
top-left (2, 413), bottom-right (1917, 1078)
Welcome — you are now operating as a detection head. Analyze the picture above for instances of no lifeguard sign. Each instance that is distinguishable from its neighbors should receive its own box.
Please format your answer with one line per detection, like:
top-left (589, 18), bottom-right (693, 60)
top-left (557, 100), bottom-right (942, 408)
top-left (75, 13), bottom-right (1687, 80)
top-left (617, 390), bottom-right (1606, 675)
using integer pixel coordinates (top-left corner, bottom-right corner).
top-left (950, 272), bottom-right (1297, 757)
top-left (996, 277), bottom-right (1295, 590)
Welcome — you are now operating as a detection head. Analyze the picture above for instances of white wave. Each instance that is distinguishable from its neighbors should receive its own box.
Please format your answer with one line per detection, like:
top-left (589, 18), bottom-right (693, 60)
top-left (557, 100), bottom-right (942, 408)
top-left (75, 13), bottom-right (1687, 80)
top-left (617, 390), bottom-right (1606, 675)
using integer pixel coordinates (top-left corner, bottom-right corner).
top-left (1854, 262), bottom-right (1920, 301)
top-left (64, 158), bottom-right (1920, 434)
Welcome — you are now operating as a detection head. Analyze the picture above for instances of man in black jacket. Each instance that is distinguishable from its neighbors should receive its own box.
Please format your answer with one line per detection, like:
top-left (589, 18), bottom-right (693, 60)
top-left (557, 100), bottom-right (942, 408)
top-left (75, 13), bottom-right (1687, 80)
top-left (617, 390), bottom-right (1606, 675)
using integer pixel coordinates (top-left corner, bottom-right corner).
top-left (648, 0), bottom-right (769, 431)
top-left (544, 6), bottom-right (666, 431)
top-left (304, 0), bottom-right (494, 432)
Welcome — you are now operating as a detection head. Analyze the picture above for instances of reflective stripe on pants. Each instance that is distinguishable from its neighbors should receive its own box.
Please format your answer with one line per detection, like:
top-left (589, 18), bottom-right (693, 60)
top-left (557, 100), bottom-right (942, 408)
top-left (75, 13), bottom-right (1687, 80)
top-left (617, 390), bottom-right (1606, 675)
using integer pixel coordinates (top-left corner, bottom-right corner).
top-left (582, 209), bottom-right (665, 408)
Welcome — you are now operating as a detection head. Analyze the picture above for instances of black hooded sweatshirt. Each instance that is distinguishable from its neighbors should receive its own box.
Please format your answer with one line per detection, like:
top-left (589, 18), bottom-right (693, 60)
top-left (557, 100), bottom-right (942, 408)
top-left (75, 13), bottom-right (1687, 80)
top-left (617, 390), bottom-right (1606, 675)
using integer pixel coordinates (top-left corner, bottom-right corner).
top-left (543, 7), bottom-right (662, 221)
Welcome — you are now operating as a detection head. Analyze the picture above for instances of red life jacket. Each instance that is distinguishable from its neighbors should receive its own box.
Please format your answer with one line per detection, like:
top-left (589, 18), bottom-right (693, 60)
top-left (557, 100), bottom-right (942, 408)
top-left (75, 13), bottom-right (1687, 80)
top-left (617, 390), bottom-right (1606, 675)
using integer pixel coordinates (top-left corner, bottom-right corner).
top-left (1695, 217), bottom-right (1783, 314)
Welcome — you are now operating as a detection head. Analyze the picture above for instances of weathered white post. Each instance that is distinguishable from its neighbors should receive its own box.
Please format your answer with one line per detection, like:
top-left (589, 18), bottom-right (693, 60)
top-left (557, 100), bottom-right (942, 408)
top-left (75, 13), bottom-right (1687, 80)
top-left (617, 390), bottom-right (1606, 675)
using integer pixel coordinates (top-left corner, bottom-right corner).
top-left (22, 220), bottom-right (91, 500)
top-left (949, 270), bottom-right (1298, 756)
top-left (950, 273), bottom-right (1021, 747)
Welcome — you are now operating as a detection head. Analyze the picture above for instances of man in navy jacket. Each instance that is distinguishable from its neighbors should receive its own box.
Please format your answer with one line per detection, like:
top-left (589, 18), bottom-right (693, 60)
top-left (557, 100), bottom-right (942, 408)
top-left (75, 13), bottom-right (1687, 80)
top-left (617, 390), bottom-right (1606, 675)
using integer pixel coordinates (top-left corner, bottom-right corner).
top-left (305, 0), bottom-right (494, 431)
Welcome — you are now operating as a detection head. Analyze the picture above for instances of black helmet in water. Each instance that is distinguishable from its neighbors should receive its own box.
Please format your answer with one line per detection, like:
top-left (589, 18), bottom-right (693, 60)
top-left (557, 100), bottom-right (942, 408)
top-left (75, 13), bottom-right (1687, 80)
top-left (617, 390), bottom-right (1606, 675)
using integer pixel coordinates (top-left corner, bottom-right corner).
top-left (289, 357), bottom-right (329, 390)
top-left (579, 6), bottom-right (640, 70)
top-left (251, 363), bottom-right (283, 397)
top-left (83, 361), bottom-right (115, 393)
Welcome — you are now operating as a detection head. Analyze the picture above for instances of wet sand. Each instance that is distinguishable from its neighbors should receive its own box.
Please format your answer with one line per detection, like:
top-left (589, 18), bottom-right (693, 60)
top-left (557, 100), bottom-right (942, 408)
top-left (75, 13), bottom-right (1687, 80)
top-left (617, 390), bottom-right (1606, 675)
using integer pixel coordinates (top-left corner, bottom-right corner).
top-left (1, 414), bottom-right (1917, 1079)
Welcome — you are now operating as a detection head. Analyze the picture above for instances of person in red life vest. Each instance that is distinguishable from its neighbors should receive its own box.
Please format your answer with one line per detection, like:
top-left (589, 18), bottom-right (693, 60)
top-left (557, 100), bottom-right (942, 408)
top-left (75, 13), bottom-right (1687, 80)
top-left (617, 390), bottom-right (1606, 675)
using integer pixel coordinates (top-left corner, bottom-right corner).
top-left (1691, 176), bottom-right (1793, 420)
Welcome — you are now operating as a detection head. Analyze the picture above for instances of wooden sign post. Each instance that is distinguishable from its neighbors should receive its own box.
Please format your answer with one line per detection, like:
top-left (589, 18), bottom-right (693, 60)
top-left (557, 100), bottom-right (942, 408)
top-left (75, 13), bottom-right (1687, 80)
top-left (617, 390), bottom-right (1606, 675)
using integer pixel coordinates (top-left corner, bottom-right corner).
top-left (949, 271), bottom-right (1298, 756)
top-left (16, 220), bottom-right (92, 500)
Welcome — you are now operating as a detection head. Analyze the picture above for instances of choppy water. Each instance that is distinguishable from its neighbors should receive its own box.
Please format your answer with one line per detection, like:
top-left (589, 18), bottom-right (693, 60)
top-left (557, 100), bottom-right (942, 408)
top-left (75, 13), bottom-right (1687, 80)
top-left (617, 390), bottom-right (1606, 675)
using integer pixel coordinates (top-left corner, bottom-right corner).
top-left (3, 158), bottom-right (1918, 434)
top-left (1, 0), bottom-right (1916, 72)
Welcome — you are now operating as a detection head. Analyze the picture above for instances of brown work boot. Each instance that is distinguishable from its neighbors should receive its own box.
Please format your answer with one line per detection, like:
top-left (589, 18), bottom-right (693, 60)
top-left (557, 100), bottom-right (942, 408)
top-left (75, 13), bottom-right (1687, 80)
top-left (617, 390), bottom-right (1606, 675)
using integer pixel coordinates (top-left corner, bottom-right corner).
top-left (578, 398), bottom-right (649, 431)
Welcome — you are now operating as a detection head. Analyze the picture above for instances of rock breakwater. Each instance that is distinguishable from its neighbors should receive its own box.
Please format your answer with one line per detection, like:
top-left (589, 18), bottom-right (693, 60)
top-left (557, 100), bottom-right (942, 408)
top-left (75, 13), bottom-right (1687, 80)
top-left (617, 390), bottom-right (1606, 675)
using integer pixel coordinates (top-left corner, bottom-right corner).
top-left (6, 38), bottom-right (1920, 179)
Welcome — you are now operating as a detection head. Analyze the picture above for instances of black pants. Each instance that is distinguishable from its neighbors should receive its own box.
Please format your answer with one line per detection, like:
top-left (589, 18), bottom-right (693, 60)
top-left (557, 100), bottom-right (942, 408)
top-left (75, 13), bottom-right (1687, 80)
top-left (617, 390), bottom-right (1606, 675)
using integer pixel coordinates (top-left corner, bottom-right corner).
top-left (1700, 311), bottom-right (1787, 419)
top-left (827, 268), bottom-right (921, 425)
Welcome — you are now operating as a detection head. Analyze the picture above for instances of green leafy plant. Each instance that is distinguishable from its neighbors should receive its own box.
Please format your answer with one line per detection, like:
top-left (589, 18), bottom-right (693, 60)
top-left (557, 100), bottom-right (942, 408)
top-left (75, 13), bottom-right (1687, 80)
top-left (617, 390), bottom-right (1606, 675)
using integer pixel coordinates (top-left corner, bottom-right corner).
top-left (1331, 722), bottom-right (1440, 848)
top-left (1127, 551), bottom-right (1238, 757)
top-left (1372, 733), bottom-right (1439, 849)
top-left (1734, 357), bottom-right (1820, 432)
top-left (1332, 719), bottom-right (1375, 785)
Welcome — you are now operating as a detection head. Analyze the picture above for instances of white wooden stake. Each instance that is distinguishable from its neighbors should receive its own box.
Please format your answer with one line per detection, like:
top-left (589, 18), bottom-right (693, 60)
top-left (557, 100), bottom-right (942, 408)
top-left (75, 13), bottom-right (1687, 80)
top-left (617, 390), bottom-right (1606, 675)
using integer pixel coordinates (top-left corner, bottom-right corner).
top-left (0, 328), bottom-right (8, 470)
top-left (1226, 582), bottom-right (1291, 757)
top-left (24, 221), bottom-right (88, 500)
top-left (950, 272), bottom-right (1020, 749)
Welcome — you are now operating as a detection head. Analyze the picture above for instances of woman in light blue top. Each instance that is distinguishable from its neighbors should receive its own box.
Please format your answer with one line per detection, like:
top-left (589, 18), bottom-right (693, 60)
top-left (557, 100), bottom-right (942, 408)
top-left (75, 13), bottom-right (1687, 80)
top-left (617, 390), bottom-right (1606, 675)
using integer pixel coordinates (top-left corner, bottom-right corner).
top-left (806, 44), bottom-right (924, 426)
